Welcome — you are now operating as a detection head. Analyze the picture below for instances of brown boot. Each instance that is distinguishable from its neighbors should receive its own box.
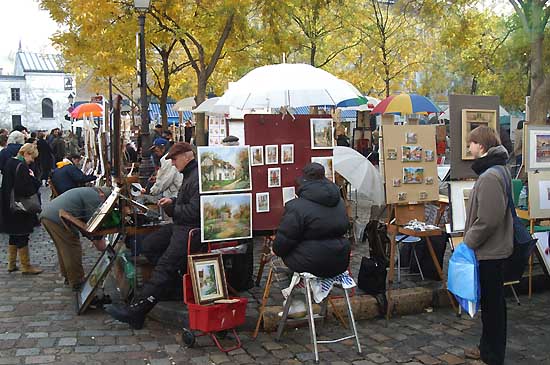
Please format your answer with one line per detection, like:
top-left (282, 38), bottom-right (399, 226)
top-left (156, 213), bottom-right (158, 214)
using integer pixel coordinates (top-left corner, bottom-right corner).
top-left (7, 245), bottom-right (18, 272)
top-left (18, 246), bottom-right (42, 275)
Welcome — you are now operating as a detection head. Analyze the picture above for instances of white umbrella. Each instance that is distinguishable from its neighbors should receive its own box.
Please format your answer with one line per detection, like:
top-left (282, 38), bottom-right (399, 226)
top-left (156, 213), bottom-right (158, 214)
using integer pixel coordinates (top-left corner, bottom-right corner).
top-left (193, 97), bottom-right (229, 114)
top-left (333, 146), bottom-right (385, 206)
top-left (174, 96), bottom-right (196, 112)
top-left (216, 63), bottom-right (362, 109)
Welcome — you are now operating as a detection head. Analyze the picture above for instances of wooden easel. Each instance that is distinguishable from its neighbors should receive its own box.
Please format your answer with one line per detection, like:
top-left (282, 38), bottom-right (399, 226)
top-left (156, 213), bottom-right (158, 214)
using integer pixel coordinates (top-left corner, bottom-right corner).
top-left (385, 203), bottom-right (457, 320)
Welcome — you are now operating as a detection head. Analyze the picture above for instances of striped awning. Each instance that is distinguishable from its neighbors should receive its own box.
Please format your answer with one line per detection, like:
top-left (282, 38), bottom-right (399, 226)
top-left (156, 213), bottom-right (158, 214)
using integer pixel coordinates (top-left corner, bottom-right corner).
top-left (293, 106), bottom-right (357, 120)
top-left (149, 103), bottom-right (192, 125)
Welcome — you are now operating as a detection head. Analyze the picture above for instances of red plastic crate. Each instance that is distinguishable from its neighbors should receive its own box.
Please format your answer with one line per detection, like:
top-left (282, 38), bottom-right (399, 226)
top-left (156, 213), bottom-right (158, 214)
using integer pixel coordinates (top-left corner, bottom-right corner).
top-left (183, 274), bottom-right (248, 333)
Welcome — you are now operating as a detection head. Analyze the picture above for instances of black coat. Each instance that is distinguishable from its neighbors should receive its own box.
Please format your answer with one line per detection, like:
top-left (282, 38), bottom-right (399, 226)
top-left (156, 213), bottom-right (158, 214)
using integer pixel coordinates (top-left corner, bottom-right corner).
top-left (273, 179), bottom-right (351, 277)
top-left (0, 143), bottom-right (22, 173)
top-left (51, 137), bottom-right (66, 162)
top-left (0, 158), bottom-right (41, 235)
top-left (51, 163), bottom-right (97, 194)
top-left (37, 139), bottom-right (54, 171)
top-left (164, 159), bottom-right (200, 228)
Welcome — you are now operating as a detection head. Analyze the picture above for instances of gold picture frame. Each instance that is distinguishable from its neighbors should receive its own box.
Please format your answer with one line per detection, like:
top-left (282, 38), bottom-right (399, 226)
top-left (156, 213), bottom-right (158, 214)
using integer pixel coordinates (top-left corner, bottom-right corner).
top-left (461, 109), bottom-right (497, 160)
top-left (188, 253), bottom-right (228, 305)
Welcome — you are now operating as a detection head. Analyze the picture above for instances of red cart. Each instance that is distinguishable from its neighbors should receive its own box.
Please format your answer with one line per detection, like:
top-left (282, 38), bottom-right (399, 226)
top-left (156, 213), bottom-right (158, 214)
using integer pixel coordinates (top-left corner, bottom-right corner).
top-left (181, 229), bottom-right (248, 352)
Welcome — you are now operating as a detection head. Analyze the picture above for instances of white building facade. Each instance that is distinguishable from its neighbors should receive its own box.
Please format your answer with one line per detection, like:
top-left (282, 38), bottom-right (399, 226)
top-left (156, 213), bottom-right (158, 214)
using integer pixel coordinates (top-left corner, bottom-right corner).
top-left (0, 50), bottom-right (75, 131)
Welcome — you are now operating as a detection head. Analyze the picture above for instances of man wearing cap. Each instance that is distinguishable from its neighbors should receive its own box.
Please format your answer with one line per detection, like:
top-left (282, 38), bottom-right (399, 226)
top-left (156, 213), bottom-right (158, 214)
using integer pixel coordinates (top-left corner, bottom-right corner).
top-left (106, 142), bottom-right (201, 329)
top-left (148, 138), bottom-right (183, 197)
top-left (273, 162), bottom-right (351, 279)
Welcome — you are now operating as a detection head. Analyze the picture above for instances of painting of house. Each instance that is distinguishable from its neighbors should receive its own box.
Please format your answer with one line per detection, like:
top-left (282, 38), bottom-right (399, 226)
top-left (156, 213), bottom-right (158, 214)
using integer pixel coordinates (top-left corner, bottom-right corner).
top-left (201, 193), bottom-right (253, 242)
top-left (198, 146), bottom-right (252, 194)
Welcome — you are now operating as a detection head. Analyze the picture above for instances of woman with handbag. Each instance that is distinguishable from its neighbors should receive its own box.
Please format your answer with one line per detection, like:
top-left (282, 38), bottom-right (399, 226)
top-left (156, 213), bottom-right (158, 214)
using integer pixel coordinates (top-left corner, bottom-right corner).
top-left (463, 126), bottom-right (513, 365)
top-left (1, 143), bottom-right (42, 275)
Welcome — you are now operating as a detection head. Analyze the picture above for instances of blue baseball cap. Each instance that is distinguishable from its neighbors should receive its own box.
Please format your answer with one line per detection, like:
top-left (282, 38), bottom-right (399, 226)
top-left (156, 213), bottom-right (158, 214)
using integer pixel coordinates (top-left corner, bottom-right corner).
top-left (150, 137), bottom-right (168, 150)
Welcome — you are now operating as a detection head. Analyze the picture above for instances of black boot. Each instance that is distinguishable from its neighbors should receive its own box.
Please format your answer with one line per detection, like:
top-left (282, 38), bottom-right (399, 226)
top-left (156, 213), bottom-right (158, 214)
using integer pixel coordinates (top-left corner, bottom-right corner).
top-left (105, 296), bottom-right (157, 329)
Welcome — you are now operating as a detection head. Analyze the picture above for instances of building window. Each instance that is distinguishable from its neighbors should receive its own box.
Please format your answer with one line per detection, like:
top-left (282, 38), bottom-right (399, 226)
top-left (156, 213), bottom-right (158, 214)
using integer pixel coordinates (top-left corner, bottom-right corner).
top-left (12, 115), bottom-right (21, 129)
top-left (11, 88), bottom-right (20, 101)
top-left (42, 98), bottom-right (54, 118)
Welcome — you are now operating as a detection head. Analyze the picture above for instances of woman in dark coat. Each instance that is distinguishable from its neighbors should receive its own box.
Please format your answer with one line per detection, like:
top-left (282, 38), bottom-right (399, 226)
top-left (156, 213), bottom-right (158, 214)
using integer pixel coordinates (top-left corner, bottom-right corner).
top-left (37, 132), bottom-right (54, 183)
top-left (1, 143), bottom-right (42, 274)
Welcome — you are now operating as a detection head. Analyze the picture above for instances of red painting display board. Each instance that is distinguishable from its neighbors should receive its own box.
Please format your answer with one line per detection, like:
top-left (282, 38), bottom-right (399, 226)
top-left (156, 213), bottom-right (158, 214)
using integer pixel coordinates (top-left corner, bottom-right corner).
top-left (244, 114), bottom-right (333, 231)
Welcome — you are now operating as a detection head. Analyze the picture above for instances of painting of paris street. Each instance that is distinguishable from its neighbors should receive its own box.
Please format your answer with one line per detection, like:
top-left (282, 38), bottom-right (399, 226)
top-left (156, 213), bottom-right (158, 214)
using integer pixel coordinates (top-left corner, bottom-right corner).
top-left (200, 194), bottom-right (253, 242)
top-left (198, 146), bottom-right (252, 194)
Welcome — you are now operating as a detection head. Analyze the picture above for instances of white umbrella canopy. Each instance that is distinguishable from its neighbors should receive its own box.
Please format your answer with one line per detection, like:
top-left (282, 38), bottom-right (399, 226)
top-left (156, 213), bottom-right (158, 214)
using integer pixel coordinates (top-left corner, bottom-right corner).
top-left (216, 63), bottom-right (363, 110)
top-left (193, 97), bottom-right (229, 114)
top-left (333, 146), bottom-right (385, 206)
top-left (174, 96), bottom-right (196, 112)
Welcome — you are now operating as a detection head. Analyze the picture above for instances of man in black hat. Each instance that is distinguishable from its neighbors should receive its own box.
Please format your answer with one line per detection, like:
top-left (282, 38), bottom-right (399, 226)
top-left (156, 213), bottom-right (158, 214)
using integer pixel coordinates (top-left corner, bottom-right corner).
top-left (105, 142), bottom-right (200, 329)
top-left (273, 162), bottom-right (351, 278)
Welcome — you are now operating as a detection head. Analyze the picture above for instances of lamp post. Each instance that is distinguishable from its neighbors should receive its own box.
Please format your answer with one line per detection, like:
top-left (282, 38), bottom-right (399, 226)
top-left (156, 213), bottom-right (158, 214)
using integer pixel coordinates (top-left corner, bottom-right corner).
top-left (134, 0), bottom-right (151, 153)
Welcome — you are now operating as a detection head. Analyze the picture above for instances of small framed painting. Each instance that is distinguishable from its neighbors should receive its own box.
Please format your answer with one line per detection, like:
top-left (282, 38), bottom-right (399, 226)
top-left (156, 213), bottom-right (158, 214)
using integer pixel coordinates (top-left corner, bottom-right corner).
top-left (281, 144), bottom-right (294, 164)
top-left (403, 167), bottom-right (424, 184)
top-left (256, 192), bottom-right (270, 213)
top-left (310, 118), bottom-right (334, 149)
top-left (406, 132), bottom-right (417, 144)
top-left (282, 187), bottom-right (296, 205)
top-left (268, 168), bottom-right (281, 188)
top-left (527, 125), bottom-right (550, 170)
top-left (251, 146), bottom-right (264, 166)
top-left (402, 146), bottom-right (423, 162)
top-left (197, 146), bottom-right (252, 194)
top-left (265, 145), bottom-right (279, 165)
top-left (188, 253), bottom-right (228, 305)
top-left (425, 150), bottom-right (434, 162)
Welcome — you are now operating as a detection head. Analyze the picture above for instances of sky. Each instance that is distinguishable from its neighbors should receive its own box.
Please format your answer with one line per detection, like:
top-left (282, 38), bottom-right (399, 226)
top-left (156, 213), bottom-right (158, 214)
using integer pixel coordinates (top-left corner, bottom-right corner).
top-left (0, 0), bottom-right (60, 74)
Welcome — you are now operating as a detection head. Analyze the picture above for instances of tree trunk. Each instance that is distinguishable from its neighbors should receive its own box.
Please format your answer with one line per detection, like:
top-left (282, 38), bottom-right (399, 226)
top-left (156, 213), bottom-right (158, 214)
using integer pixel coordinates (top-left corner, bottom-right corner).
top-left (159, 92), bottom-right (168, 130)
top-left (528, 34), bottom-right (549, 124)
top-left (194, 76), bottom-right (208, 146)
top-left (160, 50), bottom-right (171, 130)
top-left (310, 43), bottom-right (317, 67)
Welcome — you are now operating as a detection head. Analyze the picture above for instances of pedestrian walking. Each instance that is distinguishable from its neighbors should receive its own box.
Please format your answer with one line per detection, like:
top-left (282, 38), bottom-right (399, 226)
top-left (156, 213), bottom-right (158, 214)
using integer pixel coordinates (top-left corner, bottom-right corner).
top-left (463, 126), bottom-right (512, 365)
top-left (36, 132), bottom-right (54, 184)
top-left (51, 131), bottom-right (66, 163)
top-left (1, 143), bottom-right (43, 275)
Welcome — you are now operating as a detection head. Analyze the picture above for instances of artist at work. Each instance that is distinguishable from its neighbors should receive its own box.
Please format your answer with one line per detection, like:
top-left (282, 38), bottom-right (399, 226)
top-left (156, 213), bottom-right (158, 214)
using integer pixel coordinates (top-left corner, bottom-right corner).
top-left (105, 142), bottom-right (201, 329)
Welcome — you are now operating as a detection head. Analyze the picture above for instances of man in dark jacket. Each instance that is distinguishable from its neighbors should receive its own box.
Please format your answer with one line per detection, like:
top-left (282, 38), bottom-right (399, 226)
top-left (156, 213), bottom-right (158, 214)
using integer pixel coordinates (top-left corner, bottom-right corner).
top-left (51, 131), bottom-right (66, 163)
top-left (273, 163), bottom-right (351, 278)
top-left (50, 154), bottom-right (97, 194)
top-left (106, 142), bottom-right (200, 329)
top-left (37, 132), bottom-right (54, 183)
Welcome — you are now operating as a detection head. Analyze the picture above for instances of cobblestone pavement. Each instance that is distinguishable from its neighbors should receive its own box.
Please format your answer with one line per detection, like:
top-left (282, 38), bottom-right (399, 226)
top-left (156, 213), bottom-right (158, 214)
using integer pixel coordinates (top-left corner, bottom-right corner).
top-left (0, 188), bottom-right (549, 364)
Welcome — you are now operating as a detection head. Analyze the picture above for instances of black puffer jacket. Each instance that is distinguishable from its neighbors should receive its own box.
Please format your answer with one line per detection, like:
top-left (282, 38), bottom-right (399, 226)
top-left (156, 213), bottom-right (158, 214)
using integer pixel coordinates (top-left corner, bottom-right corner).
top-left (273, 179), bottom-right (351, 277)
top-left (164, 159), bottom-right (200, 227)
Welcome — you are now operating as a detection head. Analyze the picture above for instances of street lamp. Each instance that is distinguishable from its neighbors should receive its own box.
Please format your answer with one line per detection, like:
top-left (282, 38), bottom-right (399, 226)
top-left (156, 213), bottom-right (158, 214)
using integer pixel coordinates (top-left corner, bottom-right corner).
top-left (134, 0), bottom-right (151, 153)
top-left (67, 93), bottom-right (74, 106)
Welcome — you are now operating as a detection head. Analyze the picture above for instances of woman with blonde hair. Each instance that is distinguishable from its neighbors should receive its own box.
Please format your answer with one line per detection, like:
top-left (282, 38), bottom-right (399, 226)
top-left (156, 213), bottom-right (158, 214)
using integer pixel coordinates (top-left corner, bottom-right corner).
top-left (1, 143), bottom-right (42, 274)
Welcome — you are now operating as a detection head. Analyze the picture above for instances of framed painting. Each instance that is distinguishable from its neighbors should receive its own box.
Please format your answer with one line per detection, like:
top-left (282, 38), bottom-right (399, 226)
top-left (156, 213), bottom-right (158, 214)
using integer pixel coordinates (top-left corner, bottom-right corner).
top-left (265, 145), bottom-right (279, 165)
top-left (256, 192), bottom-right (270, 213)
top-left (528, 171), bottom-right (550, 218)
top-left (310, 118), bottom-right (334, 149)
top-left (282, 186), bottom-right (296, 205)
top-left (461, 109), bottom-right (497, 160)
top-left (526, 125), bottom-right (550, 170)
top-left (533, 232), bottom-right (550, 278)
top-left (402, 167), bottom-right (424, 184)
top-left (250, 146), bottom-right (264, 166)
top-left (200, 193), bottom-right (253, 242)
top-left (188, 253), bottom-right (228, 305)
top-left (311, 156), bottom-right (335, 182)
top-left (267, 167), bottom-right (281, 188)
top-left (197, 146), bottom-right (252, 194)
top-left (448, 180), bottom-right (476, 232)
top-left (281, 144), bottom-right (294, 164)
top-left (401, 146), bottom-right (423, 162)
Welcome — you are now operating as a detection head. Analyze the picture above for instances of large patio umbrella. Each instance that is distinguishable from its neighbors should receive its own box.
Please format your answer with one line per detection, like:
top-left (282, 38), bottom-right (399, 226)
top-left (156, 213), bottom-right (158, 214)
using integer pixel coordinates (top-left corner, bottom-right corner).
top-left (174, 96), bottom-right (196, 112)
top-left (216, 63), bottom-right (363, 109)
top-left (333, 146), bottom-right (385, 206)
top-left (71, 103), bottom-right (103, 119)
top-left (371, 93), bottom-right (440, 115)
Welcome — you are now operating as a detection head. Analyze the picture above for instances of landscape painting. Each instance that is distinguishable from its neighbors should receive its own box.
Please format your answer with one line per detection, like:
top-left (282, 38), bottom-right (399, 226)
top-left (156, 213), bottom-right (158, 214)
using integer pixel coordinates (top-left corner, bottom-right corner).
top-left (311, 156), bottom-right (335, 182)
top-left (403, 167), bottom-right (424, 184)
top-left (201, 194), bottom-right (252, 242)
top-left (198, 146), bottom-right (252, 194)
top-left (310, 118), bottom-right (334, 149)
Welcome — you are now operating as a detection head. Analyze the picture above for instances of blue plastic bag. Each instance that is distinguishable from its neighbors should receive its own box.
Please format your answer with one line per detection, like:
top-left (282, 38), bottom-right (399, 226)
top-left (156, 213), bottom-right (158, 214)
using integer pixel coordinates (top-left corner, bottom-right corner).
top-left (447, 243), bottom-right (480, 317)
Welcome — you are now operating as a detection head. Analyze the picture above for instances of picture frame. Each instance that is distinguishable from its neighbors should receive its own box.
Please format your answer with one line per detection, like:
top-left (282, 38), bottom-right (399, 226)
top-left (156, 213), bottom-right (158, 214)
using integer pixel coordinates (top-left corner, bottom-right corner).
top-left (419, 191), bottom-right (428, 200)
top-left (250, 146), bottom-right (264, 166)
top-left (405, 132), bottom-right (417, 144)
top-left (256, 192), bottom-right (270, 213)
top-left (528, 171), bottom-right (550, 218)
top-left (200, 193), bottom-right (253, 242)
top-left (425, 177), bottom-right (434, 185)
top-left (461, 109), bottom-right (497, 160)
top-left (197, 146), bottom-right (252, 194)
top-left (392, 178), bottom-right (401, 187)
top-left (398, 192), bottom-right (407, 201)
top-left (188, 253), bottom-right (228, 305)
top-left (86, 187), bottom-right (121, 233)
top-left (401, 146), bottom-right (423, 162)
top-left (281, 144), bottom-right (294, 164)
top-left (76, 234), bottom-right (122, 315)
top-left (265, 145), bottom-right (279, 165)
top-left (311, 156), bottom-right (335, 182)
top-left (310, 118), bottom-right (334, 149)
top-left (533, 232), bottom-right (550, 278)
top-left (282, 186), bottom-right (296, 205)
top-left (448, 180), bottom-right (476, 232)
top-left (268, 167), bottom-right (281, 188)
top-left (526, 125), bottom-right (550, 170)
top-left (425, 150), bottom-right (434, 162)
top-left (387, 149), bottom-right (397, 160)
top-left (402, 167), bottom-right (424, 184)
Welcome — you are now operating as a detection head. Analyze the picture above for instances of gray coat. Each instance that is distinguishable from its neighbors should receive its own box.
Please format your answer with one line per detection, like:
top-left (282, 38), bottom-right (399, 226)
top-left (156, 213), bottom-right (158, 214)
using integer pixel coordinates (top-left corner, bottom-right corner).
top-left (464, 146), bottom-right (513, 260)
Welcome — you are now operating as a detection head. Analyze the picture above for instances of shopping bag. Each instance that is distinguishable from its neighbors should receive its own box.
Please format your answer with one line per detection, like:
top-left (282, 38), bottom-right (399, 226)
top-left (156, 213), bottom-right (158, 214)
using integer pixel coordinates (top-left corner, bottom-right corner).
top-left (447, 243), bottom-right (480, 318)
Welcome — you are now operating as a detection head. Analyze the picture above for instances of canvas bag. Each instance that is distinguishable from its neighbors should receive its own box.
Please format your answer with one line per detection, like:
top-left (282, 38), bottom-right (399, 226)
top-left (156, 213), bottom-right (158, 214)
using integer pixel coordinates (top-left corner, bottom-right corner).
top-left (9, 162), bottom-right (41, 215)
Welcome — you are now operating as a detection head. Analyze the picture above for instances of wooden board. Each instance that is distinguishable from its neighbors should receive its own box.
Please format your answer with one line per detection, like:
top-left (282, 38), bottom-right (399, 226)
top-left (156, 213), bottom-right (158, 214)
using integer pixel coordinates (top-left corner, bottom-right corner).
top-left (244, 114), bottom-right (333, 231)
top-left (382, 125), bottom-right (438, 204)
